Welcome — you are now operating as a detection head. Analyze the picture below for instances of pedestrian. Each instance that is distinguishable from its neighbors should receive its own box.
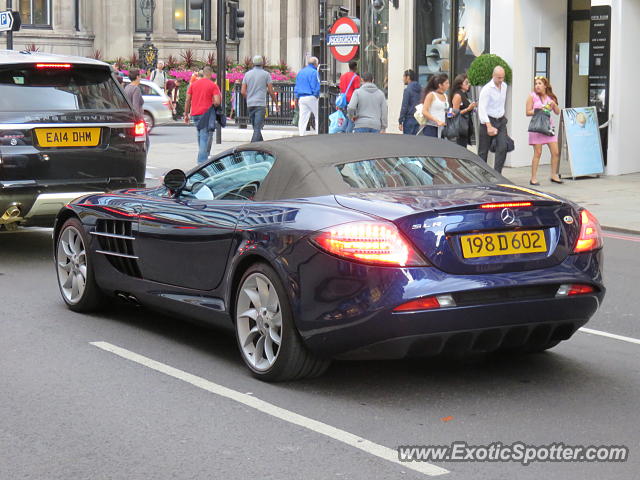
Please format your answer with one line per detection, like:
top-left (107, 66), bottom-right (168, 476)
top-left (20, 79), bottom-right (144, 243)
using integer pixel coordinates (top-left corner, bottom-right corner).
top-left (294, 57), bottom-right (320, 136)
top-left (338, 60), bottom-right (360, 133)
top-left (450, 73), bottom-right (477, 146)
top-left (477, 66), bottom-right (509, 173)
top-left (149, 61), bottom-right (166, 91)
top-left (398, 69), bottom-right (421, 135)
top-left (184, 66), bottom-right (222, 164)
top-left (420, 73), bottom-right (449, 137)
top-left (347, 72), bottom-right (388, 133)
top-left (527, 76), bottom-right (562, 185)
top-left (242, 55), bottom-right (279, 142)
top-left (123, 69), bottom-right (148, 151)
top-left (165, 78), bottom-right (178, 120)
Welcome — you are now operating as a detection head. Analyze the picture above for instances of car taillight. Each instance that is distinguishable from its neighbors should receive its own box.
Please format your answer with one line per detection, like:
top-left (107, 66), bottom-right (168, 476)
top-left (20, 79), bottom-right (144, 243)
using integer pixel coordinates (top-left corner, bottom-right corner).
top-left (312, 221), bottom-right (427, 267)
top-left (36, 63), bottom-right (72, 69)
top-left (480, 202), bottom-right (532, 209)
top-left (556, 284), bottom-right (596, 296)
top-left (573, 209), bottom-right (603, 253)
top-left (393, 294), bottom-right (456, 312)
top-left (134, 120), bottom-right (146, 141)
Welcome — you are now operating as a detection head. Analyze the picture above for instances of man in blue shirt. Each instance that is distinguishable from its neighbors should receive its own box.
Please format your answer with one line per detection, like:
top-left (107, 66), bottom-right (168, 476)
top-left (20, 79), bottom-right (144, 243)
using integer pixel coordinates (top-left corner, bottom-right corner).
top-left (294, 57), bottom-right (320, 136)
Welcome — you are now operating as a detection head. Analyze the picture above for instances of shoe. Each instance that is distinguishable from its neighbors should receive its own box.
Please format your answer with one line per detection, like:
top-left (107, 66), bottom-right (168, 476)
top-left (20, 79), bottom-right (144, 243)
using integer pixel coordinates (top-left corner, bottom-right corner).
top-left (529, 181), bottom-right (540, 186)
top-left (550, 178), bottom-right (564, 184)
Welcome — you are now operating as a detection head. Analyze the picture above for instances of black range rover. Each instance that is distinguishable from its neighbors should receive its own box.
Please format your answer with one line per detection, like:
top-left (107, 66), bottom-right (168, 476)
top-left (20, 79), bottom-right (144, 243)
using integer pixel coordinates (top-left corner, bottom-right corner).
top-left (0, 50), bottom-right (146, 229)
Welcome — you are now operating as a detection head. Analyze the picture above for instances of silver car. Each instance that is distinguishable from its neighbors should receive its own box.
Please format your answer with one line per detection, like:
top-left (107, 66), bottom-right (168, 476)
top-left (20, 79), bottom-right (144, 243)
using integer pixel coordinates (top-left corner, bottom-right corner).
top-left (123, 79), bottom-right (173, 132)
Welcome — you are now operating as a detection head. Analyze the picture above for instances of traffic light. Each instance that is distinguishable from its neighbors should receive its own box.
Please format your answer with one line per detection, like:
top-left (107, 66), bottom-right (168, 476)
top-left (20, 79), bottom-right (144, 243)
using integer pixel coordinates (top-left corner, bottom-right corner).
top-left (228, 1), bottom-right (244, 41)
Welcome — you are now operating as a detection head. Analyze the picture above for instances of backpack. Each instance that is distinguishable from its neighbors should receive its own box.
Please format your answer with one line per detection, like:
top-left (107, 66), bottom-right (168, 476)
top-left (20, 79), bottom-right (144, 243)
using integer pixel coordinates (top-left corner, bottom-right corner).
top-left (336, 74), bottom-right (358, 109)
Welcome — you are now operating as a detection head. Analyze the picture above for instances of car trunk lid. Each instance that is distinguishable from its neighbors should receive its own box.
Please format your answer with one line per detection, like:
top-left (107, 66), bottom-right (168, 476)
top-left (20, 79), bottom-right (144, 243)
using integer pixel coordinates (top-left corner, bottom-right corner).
top-left (334, 185), bottom-right (582, 274)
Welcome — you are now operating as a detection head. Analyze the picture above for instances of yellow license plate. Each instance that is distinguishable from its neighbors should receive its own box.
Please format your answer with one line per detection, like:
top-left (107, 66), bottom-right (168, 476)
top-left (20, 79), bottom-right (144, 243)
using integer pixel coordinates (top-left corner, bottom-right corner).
top-left (35, 128), bottom-right (101, 147)
top-left (460, 230), bottom-right (547, 258)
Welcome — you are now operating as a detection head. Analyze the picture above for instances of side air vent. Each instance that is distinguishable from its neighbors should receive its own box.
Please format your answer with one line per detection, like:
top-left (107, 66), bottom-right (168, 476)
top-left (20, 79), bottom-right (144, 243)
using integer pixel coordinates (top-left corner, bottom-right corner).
top-left (91, 219), bottom-right (141, 278)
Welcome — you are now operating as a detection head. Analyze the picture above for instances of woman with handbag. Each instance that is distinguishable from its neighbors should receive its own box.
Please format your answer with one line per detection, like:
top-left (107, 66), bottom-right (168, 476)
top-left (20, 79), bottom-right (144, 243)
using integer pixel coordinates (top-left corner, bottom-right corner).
top-left (450, 74), bottom-right (477, 147)
top-left (420, 74), bottom-right (450, 138)
top-left (526, 76), bottom-right (562, 185)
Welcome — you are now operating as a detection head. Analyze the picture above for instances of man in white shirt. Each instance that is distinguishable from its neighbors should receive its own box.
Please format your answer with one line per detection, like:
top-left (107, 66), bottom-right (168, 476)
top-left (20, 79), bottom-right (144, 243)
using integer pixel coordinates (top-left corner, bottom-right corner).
top-left (150, 61), bottom-right (166, 91)
top-left (477, 66), bottom-right (508, 173)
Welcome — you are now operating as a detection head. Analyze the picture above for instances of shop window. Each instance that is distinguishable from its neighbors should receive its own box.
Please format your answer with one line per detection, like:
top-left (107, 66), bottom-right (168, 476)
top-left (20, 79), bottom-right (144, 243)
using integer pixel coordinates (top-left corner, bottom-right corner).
top-left (19, 0), bottom-right (51, 28)
top-left (174, 0), bottom-right (202, 33)
top-left (361, 0), bottom-right (389, 95)
top-left (136, 0), bottom-right (154, 33)
top-left (534, 47), bottom-right (550, 80)
top-left (415, 0), bottom-right (490, 86)
top-left (454, 0), bottom-right (491, 78)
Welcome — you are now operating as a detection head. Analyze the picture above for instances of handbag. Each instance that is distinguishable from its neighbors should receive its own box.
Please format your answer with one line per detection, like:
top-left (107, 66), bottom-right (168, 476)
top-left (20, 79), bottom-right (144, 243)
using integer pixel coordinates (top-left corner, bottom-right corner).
top-left (335, 74), bottom-right (358, 109)
top-left (443, 111), bottom-right (469, 140)
top-left (414, 104), bottom-right (428, 126)
top-left (328, 109), bottom-right (348, 134)
top-left (528, 109), bottom-right (555, 136)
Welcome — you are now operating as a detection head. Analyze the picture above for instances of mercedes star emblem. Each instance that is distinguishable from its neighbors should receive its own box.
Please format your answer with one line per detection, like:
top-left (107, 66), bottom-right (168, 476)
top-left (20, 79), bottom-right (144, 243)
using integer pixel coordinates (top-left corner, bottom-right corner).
top-left (501, 208), bottom-right (516, 225)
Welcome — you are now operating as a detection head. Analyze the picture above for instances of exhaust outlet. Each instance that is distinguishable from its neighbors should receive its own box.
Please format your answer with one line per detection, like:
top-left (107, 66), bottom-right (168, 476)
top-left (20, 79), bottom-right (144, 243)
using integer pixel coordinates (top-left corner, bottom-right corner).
top-left (1, 204), bottom-right (22, 225)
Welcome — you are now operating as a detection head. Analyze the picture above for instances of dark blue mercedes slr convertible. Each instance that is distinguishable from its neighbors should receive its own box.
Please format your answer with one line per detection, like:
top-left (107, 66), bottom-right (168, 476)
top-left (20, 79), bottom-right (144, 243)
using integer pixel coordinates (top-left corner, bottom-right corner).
top-left (53, 135), bottom-right (605, 381)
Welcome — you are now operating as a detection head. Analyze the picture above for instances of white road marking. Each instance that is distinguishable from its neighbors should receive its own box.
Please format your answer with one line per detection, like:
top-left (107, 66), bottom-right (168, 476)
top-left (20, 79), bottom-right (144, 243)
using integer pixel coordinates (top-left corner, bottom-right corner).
top-left (579, 327), bottom-right (640, 346)
top-left (90, 341), bottom-right (449, 477)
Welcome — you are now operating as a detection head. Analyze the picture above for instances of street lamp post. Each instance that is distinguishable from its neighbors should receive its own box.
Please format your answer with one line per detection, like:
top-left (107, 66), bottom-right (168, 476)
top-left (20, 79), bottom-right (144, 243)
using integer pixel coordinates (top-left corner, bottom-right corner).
top-left (138, 0), bottom-right (159, 71)
top-left (318, 0), bottom-right (328, 134)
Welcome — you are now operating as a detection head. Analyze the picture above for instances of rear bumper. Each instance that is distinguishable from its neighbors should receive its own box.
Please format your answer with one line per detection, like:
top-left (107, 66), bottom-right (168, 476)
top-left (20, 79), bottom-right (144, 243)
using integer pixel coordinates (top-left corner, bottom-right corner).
top-left (291, 246), bottom-right (604, 359)
top-left (1, 178), bottom-right (143, 226)
top-left (333, 296), bottom-right (598, 360)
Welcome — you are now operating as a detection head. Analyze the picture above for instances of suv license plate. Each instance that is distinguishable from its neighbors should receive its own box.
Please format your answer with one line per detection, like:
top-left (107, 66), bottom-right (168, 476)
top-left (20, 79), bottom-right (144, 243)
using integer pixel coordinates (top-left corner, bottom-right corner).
top-left (460, 230), bottom-right (547, 258)
top-left (35, 128), bottom-right (101, 147)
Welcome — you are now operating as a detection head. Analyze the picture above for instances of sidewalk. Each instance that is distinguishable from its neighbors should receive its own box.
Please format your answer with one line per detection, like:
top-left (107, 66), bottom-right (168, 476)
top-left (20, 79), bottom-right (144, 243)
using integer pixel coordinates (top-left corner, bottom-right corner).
top-left (502, 164), bottom-right (640, 234)
top-left (157, 124), bottom-right (640, 233)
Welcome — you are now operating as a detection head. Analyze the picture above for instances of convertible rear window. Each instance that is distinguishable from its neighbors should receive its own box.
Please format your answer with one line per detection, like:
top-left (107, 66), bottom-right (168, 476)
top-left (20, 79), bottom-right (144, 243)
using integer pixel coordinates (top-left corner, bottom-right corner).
top-left (0, 65), bottom-right (129, 111)
top-left (336, 156), bottom-right (501, 189)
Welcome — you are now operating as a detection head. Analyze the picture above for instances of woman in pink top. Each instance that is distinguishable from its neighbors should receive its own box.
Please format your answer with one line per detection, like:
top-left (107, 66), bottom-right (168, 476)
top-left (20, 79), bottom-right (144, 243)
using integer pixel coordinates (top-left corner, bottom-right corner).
top-left (526, 76), bottom-right (562, 185)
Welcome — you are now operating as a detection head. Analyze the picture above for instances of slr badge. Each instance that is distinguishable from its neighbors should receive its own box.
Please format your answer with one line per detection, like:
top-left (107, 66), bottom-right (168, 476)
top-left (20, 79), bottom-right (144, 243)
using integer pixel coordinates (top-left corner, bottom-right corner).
top-left (501, 208), bottom-right (516, 225)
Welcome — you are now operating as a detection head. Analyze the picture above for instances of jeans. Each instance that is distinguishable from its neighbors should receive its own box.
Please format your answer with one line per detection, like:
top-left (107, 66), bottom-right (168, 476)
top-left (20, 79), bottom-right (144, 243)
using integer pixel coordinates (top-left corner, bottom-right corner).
top-left (478, 116), bottom-right (508, 173)
top-left (248, 106), bottom-right (266, 142)
top-left (422, 125), bottom-right (439, 137)
top-left (353, 127), bottom-right (380, 133)
top-left (402, 118), bottom-right (419, 135)
top-left (191, 114), bottom-right (213, 164)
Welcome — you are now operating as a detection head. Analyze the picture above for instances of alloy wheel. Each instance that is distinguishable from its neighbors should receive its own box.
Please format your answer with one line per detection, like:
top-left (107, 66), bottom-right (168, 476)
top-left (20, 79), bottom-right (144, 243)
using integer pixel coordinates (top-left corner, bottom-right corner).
top-left (56, 226), bottom-right (87, 304)
top-left (236, 272), bottom-right (283, 371)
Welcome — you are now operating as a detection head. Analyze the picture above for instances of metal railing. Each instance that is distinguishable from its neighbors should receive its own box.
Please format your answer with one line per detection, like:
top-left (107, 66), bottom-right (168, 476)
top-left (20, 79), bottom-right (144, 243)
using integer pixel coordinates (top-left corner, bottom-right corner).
top-left (231, 82), bottom-right (297, 127)
top-left (231, 82), bottom-right (341, 129)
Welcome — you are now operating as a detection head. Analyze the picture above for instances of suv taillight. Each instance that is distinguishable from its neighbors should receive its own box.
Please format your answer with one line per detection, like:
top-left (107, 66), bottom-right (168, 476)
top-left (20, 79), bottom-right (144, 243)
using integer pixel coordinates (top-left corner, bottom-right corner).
top-left (311, 221), bottom-right (427, 267)
top-left (573, 209), bottom-right (603, 253)
top-left (134, 120), bottom-right (146, 142)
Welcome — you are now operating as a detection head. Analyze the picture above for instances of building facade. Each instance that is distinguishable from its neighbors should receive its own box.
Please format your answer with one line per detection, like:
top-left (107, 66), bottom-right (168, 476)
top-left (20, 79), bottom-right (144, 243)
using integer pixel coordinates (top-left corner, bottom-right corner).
top-left (2, 0), bottom-right (637, 175)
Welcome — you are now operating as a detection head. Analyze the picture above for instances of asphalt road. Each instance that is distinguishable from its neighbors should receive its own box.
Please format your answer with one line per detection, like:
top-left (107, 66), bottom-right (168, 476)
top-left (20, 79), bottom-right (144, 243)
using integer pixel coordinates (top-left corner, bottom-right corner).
top-left (1, 127), bottom-right (639, 479)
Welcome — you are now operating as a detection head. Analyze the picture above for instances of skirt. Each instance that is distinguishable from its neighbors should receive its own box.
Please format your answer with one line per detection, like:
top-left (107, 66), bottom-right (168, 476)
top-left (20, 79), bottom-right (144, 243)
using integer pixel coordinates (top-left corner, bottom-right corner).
top-left (529, 132), bottom-right (558, 145)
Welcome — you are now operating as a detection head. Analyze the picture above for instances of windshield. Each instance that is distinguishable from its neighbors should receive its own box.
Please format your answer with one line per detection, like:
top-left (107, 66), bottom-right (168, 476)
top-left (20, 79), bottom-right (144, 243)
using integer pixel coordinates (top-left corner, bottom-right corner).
top-left (0, 65), bottom-right (129, 111)
top-left (337, 156), bottom-right (501, 189)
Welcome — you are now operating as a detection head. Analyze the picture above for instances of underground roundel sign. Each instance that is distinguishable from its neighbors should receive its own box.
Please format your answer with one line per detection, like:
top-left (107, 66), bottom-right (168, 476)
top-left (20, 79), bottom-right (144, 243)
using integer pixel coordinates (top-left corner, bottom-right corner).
top-left (328, 17), bottom-right (360, 63)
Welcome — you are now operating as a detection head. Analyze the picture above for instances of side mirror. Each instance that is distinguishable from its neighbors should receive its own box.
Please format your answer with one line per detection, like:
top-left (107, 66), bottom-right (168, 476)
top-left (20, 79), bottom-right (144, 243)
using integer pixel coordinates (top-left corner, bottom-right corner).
top-left (163, 169), bottom-right (187, 195)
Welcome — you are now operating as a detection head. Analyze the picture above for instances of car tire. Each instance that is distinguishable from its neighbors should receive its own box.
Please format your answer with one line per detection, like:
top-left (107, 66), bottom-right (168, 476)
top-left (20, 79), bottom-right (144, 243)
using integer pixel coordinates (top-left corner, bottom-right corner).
top-left (143, 111), bottom-right (154, 133)
top-left (55, 217), bottom-right (106, 312)
top-left (234, 262), bottom-right (330, 382)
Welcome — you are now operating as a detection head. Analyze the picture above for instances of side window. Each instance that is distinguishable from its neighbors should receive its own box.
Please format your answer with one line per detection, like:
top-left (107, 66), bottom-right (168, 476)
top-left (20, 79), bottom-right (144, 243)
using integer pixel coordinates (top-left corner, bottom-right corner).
top-left (139, 84), bottom-right (159, 96)
top-left (184, 151), bottom-right (276, 201)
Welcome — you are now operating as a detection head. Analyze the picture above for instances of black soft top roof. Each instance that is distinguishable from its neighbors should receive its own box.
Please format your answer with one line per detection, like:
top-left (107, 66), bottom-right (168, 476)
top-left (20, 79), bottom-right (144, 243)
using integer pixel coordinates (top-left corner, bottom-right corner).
top-left (230, 134), bottom-right (501, 201)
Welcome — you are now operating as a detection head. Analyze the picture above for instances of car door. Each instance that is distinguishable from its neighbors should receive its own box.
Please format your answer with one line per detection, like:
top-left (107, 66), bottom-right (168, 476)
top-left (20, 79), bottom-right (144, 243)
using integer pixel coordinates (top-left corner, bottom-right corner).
top-left (134, 151), bottom-right (276, 291)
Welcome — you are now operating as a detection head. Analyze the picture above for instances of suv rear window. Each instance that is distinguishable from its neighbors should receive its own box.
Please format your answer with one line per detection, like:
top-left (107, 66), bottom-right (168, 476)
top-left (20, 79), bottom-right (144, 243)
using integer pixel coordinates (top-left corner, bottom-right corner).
top-left (0, 65), bottom-right (129, 111)
top-left (337, 156), bottom-right (501, 189)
